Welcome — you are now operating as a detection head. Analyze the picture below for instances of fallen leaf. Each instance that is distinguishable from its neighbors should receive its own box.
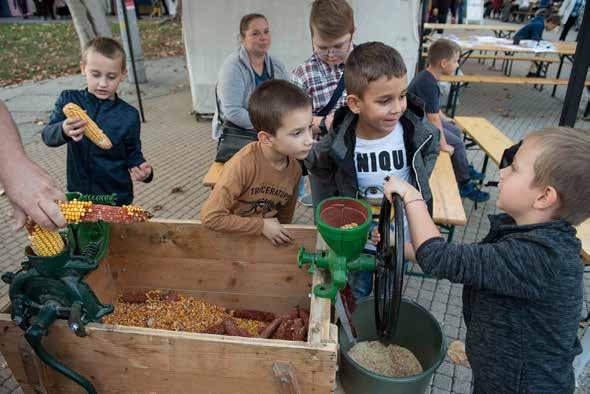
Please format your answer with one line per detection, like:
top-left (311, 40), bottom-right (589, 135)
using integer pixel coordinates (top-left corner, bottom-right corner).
top-left (152, 204), bottom-right (164, 211)
top-left (171, 186), bottom-right (184, 194)
top-left (447, 340), bottom-right (470, 368)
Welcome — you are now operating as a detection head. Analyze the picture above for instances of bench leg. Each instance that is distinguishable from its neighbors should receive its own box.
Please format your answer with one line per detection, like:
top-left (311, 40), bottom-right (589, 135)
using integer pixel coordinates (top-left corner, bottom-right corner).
top-left (479, 155), bottom-right (490, 186)
top-left (552, 55), bottom-right (565, 97)
top-left (450, 83), bottom-right (462, 117)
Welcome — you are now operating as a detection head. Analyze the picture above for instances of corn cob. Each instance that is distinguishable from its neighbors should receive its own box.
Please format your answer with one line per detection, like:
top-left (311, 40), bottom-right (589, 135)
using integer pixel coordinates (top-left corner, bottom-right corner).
top-left (26, 223), bottom-right (65, 256)
top-left (63, 103), bottom-right (113, 150)
top-left (57, 199), bottom-right (152, 224)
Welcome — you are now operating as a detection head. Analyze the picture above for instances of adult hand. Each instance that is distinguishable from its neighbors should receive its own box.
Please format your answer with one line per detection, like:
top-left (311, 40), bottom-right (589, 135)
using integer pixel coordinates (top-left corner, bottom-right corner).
top-left (130, 162), bottom-right (153, 182)
top-left (325, 112), bottom-right (335, 130)
top-left (4, 159), bottom-right (66, 230)
top-left (62, 117), bottom-right (87, 142)
top-left (262, 218), bottom-right (294, 247)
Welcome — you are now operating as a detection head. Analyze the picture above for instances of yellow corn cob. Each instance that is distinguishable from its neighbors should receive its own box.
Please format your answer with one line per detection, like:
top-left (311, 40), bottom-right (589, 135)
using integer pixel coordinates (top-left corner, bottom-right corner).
top-left (28, 224), bottom-right (65, 256)
top-left (63, 103), bottom-right (113, 150)
top-left (58, 199), bottom-right (94, 224)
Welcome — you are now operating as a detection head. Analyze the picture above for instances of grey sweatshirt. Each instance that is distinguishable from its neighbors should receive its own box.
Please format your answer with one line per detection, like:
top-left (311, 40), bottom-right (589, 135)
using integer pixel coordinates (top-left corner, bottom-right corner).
top-left (416, 213), bottom-right (583, 393)
top-left (212, 45), bottom-right (288, 139)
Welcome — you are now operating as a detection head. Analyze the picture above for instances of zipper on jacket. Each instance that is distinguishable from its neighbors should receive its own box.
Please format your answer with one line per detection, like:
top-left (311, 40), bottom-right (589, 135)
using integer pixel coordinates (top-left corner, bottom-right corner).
top-left (411, 134), bottom-right (433, 195)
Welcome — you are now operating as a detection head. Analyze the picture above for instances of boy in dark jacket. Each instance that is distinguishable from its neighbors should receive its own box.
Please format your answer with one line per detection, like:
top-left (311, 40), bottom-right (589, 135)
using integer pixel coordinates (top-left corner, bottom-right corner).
top-left (382, 127), bottom-right (589, 393)
top-left (512, 11), bottom-right (561, 44)
top-left (305, 42), bottom-right (440, 297)
top-left (42, 37), bottom-right (153, 206)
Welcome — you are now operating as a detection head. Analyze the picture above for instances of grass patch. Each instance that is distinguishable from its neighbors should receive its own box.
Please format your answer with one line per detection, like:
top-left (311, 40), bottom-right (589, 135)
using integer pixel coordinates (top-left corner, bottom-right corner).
top-left (0, 19), bottom-right (183, 87)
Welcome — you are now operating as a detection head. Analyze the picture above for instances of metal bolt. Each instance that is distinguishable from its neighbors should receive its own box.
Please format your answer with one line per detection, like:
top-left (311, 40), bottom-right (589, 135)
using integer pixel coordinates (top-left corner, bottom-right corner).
top-left (70, 323), bottom-right (79, 332)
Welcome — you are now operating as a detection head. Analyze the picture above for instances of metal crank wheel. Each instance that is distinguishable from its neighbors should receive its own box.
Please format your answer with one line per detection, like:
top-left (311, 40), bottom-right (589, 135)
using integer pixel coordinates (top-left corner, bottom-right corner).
top-left (374, 192), bottom-right (405, 344)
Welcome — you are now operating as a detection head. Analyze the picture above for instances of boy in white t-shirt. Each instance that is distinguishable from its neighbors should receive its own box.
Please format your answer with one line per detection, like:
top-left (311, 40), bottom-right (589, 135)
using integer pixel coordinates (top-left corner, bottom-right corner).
top-left (305, 42), bottom-right (440, 298)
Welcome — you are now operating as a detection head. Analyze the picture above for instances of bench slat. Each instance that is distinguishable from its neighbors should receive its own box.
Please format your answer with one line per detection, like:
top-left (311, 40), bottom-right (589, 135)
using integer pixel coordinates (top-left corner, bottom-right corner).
top-left (430, 152), bottom-right (467, 226)
top-left (454, 116), bottom-right (514, 166)
top-left (440, 75), bottom-right (590, 86)
top-left (202, 162), bottom-right (224, 188)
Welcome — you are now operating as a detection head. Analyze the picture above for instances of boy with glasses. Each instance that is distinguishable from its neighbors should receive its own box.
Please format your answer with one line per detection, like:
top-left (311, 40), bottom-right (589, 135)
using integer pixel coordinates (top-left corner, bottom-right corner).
top-left (292, 0), bottom-right (355, 205)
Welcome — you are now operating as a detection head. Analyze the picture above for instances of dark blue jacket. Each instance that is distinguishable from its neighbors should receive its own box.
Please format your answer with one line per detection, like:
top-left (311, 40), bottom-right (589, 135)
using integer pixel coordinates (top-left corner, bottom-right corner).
top-left (513, 15), bottom-right (545, 43)
top-left (417, 214), bottom-right (583, 393)
top-left (42, 89), bottom-right (152, 205)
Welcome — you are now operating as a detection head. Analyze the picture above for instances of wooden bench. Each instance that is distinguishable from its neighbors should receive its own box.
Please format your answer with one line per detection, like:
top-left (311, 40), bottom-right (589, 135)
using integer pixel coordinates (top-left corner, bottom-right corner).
top-left (202, 154), bottom-right (467, 241)
top-left (202, 162), bottom-right (224, 188)
top-left (454, 116), bottom-right (590, 263)
top-left (440, 75), bottom-right (590, 117)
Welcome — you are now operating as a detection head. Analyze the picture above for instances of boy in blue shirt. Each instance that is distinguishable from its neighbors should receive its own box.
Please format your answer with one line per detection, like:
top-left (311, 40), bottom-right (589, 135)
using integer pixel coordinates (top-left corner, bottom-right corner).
top-left (42, 37), bottom-right (153, 205)
top-left (512, 11), bottom-right (561, 44)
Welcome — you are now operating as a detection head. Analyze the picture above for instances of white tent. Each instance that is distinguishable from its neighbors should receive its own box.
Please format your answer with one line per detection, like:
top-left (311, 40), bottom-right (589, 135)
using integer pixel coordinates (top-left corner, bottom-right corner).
top-left (183, 0), bottom-right (422, 116)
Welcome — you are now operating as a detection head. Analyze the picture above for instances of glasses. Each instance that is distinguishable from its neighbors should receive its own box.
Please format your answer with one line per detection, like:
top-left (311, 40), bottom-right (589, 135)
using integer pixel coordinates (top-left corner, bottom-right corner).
top-left (313, 39), bottom-right (353, 58)
top-left (499, 140), bottom-right (523, 169)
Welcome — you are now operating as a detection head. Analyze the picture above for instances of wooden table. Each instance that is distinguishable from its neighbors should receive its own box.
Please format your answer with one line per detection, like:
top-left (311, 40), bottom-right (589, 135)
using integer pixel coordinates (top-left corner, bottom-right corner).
top-left (454, 116), bottom-right (590, 263)
top-left (423, 23), bottom-right (521, 38)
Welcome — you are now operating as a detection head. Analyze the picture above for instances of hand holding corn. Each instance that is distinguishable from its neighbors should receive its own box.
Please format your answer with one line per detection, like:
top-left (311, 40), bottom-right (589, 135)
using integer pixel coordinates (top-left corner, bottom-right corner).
top-left (62, 103), bottom-right (113, 149)
top-left (26, 200), bottom-right (152, 256)
top-left (62, 116), bottom-right (86, 142)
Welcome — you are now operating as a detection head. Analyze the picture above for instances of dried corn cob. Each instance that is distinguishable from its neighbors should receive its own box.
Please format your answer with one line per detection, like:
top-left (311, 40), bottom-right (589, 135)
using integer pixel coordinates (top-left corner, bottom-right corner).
top-left (63, 103), bottom-right (113, 150)
top-left (26, 223), bottom-right (65, 256)
top-left (57, 199), bottom-right (152, 224)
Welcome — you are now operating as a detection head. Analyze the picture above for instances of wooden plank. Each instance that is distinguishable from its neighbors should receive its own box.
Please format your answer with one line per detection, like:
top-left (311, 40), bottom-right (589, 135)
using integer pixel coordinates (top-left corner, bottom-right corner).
top-left (576, 219), bottom-right (590, 263)
top-left (429, 152), bottom-right (467, 226)
top-left (3, 320), bottom-right (337, 394)
top-left (424, 23), bottom-right (520, 32)
top-left (108, 220), bottom-right (317, 265)
top-left (454, 116), bottom-right (514, 165)
top-left (0, 318), bottom-right (42, 394)
top-left (85, 258), bottom-right (118, 305)
top-left (272, 362), bottom-right (301, 394)
top-left (439, 74), bottom-right (590, 86)
top-left (203, 162), bottom-right (224, 188)
top-left (108, 256), bottom-right (312, 298)
top-left (420, 52), bottom-right (561, 63)
top-left (426, 40), bottom-right (577, 55)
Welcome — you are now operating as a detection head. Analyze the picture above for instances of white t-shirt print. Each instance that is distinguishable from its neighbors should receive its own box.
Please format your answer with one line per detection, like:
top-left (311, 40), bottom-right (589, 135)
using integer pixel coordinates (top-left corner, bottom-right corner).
top-left (354, 122), bottom-right (411, 207)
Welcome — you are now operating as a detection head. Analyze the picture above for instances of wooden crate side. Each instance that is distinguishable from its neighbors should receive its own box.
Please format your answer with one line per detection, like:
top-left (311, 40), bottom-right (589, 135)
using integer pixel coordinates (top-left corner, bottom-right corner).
top-left (108, 220), bottom-right (317, 264)
top-left (84, 258), bottom-right (118, 305)
top-left (107, 256), bottom-right (312, 297)
top-left (0, 317), bottom-right (43, 394)
top-left (36, 322), bottom-right (337, 393)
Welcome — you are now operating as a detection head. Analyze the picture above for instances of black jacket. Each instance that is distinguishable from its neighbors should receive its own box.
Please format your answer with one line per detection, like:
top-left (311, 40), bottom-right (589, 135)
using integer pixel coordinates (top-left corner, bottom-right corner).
top-left (417, 214), bottom-right (583, 393)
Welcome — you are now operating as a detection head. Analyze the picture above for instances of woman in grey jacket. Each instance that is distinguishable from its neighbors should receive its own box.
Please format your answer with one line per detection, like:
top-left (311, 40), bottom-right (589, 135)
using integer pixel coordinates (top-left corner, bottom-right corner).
top-left (212, 13), bottom-right (288, 140)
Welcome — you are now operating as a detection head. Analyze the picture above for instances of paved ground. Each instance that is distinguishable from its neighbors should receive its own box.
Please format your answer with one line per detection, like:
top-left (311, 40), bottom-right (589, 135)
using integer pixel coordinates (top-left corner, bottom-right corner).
top-left (1, 22), bottom-right (589, 394)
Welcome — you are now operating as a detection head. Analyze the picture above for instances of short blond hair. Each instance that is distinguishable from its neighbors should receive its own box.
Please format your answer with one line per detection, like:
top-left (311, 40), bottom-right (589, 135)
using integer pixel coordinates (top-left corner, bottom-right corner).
top-left (310, 0), bottom-right (355, 39)
top-left (527, 127), bottom-right (590, 225)
top-left (427, 38), bottom-right (460, 67)
top-left (82, 37), bottom-right (126, 72)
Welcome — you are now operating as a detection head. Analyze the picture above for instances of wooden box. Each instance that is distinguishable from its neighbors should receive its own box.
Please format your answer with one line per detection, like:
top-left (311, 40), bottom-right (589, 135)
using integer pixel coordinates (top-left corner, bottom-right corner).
top-left (0, 220), bottom-right (337, 393)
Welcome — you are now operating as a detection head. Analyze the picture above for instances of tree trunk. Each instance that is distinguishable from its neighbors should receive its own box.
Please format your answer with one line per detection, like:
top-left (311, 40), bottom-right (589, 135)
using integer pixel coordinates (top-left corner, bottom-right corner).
top-left (172, 0), bottom-right (182, 22)
top-left (65, 0), bottom-right (112, 50)
top-left (83, 0), bottom-right (112, 38)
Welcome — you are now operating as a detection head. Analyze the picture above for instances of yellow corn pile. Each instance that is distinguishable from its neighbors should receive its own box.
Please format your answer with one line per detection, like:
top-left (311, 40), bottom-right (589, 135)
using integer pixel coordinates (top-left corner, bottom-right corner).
top-left (28, 224), bottom-right (65, 256)
top-left (63, 103), bottom-right (113, 150)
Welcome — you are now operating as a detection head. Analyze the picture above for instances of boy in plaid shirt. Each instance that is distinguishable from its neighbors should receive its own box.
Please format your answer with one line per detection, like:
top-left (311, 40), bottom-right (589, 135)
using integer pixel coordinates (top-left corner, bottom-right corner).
top-left (291, 0), bottom-right (355, 205)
